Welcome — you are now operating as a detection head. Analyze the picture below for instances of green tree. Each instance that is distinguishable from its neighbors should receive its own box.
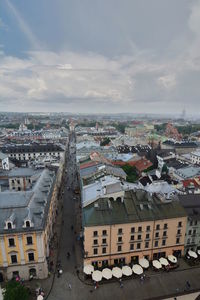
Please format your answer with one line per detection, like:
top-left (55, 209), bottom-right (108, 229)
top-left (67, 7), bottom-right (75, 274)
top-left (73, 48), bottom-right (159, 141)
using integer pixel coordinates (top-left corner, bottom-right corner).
top-left (3, 280), bottom-right (30, 300)
top-left (122, 164), bottom-right (138, 182)
top-left (100, 137), bottom-right (111, 146)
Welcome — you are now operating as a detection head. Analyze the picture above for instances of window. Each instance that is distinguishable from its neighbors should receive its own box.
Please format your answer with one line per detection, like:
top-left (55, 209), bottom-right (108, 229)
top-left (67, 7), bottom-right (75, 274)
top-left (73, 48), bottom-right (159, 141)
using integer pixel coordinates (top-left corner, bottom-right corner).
top-left (118, 245), bottom-right (122, 252)
top-left (145, 241), bottom-right (149, 248)
top-left (8, 238), bottom-right (15, 247)
top-left (187, 238), bottom-right (190, 244)
top-left (118, 228), bottom-right (123, 235)
top-left (27, 236), bottom-right (33, 245)
top-left (162, 239), bottom-right (166, 246)
top-left (93, 239), bottom-right (98, 245)
top-left (25, 221), bottom-right (30, 228)
top-left (194, 220), bottom-right (198, 226)
top-left (102, 247), bottom-right (106, 254)
top-left (156, 224), bottom-right (160, 230)
top-left (102, 230), bottom-right (107, 236)
top-left (93, 248), bottom-right (98, 255)
top-left (164, 223), bottom-right (168, 229)
top-left (137, 235), bottom-right (142, 240)
top-left (137, 243), bottom-right (141, 249)
top-left (138, 226), bottom-right (142, 232)
top-left (17, 180), bottom-right (20, 184)
top-left (130, 244), bottom-right (134, 250)
top-left (155, 232), bottom-right (159, 238)
top-left (154, 241), bottom-right (158, 247)
top-left (11, 255), bottom-right (17, 264)
top-left (118, 236), bottom-right (122, 243)
top-left (176, 238), bottom-right (180, 244)
top-left (28, 253), bottom-right (34, 262)
top-left (189, 220), bottom-right (193, 226)
top-left (131, 227), bottom-right (135, 233)
top-left (146, 233), bottom-right (150, 239)
top-left (177, 229), bottom-right (181, 235)
top-left (178, 221), bottom-right (182, 228)
top-left (7, 222), bottom-right (12, 229)
top-left (146, 225), bottom-right (150, 231)
top-left (163, 231), bottom-right (167, 237)
top-left (193, 229), bottom-right (196, 235)
top-left (102, 238), bottom-right (107, 244)
top-left (188, 230), bottom-right (192, 235)
top-left (130, 235), bottom-right (134, 241)
top-left (93, 231), bottom-right (98, 237)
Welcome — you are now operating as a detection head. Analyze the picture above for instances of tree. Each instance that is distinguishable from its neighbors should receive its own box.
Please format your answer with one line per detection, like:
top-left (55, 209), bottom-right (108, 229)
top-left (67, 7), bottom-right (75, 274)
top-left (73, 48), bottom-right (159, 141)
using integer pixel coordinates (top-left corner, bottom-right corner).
top-left (122, 164), bottom-right (138, 182)
top-left (161, 164), bottom-right (168, 174)
top-left (100, 137), bottom-right (111, 146)
top-left (3, 280), bottom-right (30, 300)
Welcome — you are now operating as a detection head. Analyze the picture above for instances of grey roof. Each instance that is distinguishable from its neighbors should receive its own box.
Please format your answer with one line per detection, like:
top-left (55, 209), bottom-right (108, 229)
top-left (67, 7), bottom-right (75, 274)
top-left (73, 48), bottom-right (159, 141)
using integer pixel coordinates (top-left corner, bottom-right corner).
top-left (1, 143), bottom-right (64, 154)
top-left (0, 168), bottom-right (55, 234)
top-left (0, 152), bottom-right (8, 160)
top-left (178, 194), bottom-right (200, 220)
top-left (7, 167), bottom-right (41, 178)
top-left (83, 190), bottom-right (187, 227)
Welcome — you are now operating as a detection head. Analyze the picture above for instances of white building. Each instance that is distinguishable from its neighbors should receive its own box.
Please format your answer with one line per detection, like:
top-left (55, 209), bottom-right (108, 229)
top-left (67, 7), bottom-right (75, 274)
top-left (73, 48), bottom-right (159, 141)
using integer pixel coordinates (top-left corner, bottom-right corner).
top-left (191, 151), bottom-right (200, 165)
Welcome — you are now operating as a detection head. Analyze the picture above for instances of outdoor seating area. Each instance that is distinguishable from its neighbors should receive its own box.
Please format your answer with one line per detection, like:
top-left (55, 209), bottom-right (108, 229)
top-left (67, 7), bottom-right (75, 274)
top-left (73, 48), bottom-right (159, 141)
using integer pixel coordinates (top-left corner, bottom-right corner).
top-left (83, 255), bottom-right (179, 284)
top-left (185, 249), bottom-right (200, 266)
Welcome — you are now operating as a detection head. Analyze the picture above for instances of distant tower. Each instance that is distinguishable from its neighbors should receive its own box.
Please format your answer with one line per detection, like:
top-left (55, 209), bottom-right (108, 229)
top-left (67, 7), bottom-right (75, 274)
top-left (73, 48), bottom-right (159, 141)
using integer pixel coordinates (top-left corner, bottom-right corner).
top-left (96, 122), bottom-right (99, 131)
top-left (181, 108), bottom-right (186, 120)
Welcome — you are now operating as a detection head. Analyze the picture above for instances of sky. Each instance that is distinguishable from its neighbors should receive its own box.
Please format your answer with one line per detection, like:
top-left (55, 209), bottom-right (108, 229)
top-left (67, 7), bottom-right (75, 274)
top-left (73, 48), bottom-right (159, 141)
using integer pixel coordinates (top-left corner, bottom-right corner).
top-left (0, 0), bottom-right (200, 114)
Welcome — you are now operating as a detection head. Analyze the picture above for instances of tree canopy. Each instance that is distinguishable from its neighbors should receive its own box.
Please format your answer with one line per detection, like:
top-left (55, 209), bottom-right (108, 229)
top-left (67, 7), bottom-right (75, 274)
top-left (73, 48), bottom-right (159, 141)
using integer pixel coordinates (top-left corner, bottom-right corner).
top-left (3, 280), bottom-right (30, 300)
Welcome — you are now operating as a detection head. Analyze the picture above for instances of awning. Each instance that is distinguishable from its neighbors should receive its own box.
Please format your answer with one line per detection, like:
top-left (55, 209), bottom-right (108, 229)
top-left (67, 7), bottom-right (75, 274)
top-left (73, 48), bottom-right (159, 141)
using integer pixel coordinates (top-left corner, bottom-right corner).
top-left (168, 255), bottom-right (177, 264)
top-left (83, 264), bottom-right (94, 275)
top-left (139, 258), bottom-right (149, 269)
top-left (152, 260), bottom-right (162, 269)
top-left (159, 257), bottom-right (169, 266)
top-left (92, 270), bottom-right (102, 282)
top-left (102, 268), bottom-right (112, 280)
top-left (188, 250), bottom-right (198, 259)
top-left (112, 267), bottom-right (122, 278)
top-left (132, 264), bottom-right (143, 275)
top-left (122, 266), bottom-right (132, 276)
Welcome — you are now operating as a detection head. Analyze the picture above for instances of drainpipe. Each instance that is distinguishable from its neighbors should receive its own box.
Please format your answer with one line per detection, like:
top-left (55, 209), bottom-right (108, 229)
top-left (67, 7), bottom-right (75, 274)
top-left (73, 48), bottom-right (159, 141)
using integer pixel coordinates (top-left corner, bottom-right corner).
top-left (109, 224), bottom-right (112, 265)
top-left (151, 220), bottom-right (156, 260)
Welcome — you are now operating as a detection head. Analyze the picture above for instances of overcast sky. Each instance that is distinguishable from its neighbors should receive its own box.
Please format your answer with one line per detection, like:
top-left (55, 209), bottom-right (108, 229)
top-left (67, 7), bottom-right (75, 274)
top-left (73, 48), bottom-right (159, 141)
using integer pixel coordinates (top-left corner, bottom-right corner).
top-left (0, 0), bottom-right (200, 114)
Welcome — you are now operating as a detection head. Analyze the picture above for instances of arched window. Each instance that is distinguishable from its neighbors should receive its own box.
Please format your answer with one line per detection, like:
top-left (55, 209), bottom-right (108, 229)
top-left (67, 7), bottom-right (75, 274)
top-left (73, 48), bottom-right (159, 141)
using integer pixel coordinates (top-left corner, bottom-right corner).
top-left (109, 197), bottom-right (114, 201)
top-left (29, 268), bottom-right (36, 277)
top-left (116, 197), bottom-right (121, 202)
top-left (26, 221), bottom-right (30, 228)
top-left (7, 222), bottom-right (12, 229)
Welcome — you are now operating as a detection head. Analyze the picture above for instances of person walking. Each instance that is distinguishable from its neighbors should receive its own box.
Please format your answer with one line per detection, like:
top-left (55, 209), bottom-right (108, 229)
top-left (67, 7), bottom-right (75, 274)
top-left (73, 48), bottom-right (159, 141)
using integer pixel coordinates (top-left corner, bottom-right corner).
top-left (68, 283), bottom-right (72, 290)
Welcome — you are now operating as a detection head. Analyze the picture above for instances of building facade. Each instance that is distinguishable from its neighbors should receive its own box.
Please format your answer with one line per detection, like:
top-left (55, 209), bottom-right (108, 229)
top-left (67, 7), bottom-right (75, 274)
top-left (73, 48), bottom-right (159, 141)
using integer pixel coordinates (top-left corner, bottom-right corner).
top-left (83, 190), bottom-right (187, 268)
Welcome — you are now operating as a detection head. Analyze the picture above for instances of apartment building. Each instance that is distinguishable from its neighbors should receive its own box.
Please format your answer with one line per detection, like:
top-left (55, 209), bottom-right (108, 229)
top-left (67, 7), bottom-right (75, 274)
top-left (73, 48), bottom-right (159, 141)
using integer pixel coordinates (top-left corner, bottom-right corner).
top-left (0, 168), bottom-right (59, 281)
top-left (1, 144), bottom-right (64, 161)
top-left (83, 190), bottom-right (187, 268)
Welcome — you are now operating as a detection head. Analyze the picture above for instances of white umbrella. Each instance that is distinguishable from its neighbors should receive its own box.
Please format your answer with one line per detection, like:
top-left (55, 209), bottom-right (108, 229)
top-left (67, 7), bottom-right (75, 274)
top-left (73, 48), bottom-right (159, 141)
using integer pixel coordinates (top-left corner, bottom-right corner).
top-left (139, 258), bottom-right (149, 269)
top-left (197, 250), bottom-right (200, 255)
top-left (152, 260), bottom-right (162, 269)
top-left (83, 264), bottom-right (94, 275)
top-left (37, 296), bottom-right (44, 300)
top-left (92, 270), bottom-right (102, 282)
top-left (188, 250), bottom-right (198, 259)
top-left (132, 264), bottom-right (143, 275)
top-left (102, 268), bottom-right (112, 280)
top-left (122, 266), bottom-right (132, 276)
top-left (112, 267), bottom-right (122, 278)
top-left (168, 255), bottom-right (177, 264)
top-left (159, 257), bottom-right (169, 266)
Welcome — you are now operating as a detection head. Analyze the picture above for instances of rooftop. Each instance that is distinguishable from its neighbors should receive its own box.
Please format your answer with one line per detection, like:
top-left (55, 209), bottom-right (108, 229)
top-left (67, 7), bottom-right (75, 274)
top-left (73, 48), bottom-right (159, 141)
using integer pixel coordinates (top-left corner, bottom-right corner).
top-left (83, 190), bottom-right (187, 227)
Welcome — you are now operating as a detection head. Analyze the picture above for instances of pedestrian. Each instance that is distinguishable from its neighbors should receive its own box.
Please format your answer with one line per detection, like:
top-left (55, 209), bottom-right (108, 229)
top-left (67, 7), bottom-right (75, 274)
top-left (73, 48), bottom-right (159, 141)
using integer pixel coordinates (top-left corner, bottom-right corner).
top-left (68, 283), bottom-right (72, 290)
top-left (67, 252), bottom-right (70, 259)
top-left (119, 278), bottom-right (123, 288)
top-left (186, 280), bottom-right (191, 290)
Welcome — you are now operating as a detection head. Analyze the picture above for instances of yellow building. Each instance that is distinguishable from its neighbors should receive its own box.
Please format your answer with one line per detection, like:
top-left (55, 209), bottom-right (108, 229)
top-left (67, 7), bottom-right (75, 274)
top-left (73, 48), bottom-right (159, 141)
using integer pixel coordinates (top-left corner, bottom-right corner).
top-left (0, 168), bottom-right (59, 281)
top-left (83, 190), bottom-right (187, 268)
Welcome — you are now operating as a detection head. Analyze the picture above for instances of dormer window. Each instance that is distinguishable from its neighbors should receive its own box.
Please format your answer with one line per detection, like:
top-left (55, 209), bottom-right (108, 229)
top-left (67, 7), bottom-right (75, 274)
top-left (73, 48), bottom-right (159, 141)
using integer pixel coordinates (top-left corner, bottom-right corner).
top-left (7, 222), bottom-right (12, 229)
top-left (26, 221), bottom-right (30, 228)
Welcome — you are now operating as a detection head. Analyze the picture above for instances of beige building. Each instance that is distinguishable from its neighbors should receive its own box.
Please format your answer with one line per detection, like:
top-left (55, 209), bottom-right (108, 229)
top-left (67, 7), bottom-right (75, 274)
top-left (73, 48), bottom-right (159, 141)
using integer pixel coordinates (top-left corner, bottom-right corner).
top-left (83, 190), bottom-right (187, 268)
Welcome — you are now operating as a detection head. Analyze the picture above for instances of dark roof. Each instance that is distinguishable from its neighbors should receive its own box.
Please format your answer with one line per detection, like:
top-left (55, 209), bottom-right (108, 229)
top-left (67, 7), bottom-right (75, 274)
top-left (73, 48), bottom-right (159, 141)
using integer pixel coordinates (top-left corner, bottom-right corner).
top-left (165, 158), bottom-right (188, 169)
top-left (83, 190), bottom-right (187, 227)
top-left (139, 176), bottom-right (152, 187)
top-left (163, 140), bottom-right (198, 148)
top-left (178, 194), bottom-right (200, 220)
top-left (1, 143), bottom-right (64, 154)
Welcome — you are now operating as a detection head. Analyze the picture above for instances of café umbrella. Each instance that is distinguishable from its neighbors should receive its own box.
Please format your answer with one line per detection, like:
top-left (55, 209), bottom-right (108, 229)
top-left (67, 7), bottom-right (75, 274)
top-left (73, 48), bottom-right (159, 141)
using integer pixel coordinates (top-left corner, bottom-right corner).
top-left (83, 264), bottom-right (94, 275)
top-left (139, 258), bottom-right (149, 269)
top-left (152, 260), bottom-right (162, 269)
top-left (122, 266), bottom-right (132, 276)
top-left (159, 257), bottom-right (169, 266)
top-left (188, 250), bottom-right (198, 259)
top-left (168, 255), bottom-right (177, 264)
top-left (92, 270), bottom-right (102, 282)
top-left (37, 296), bottom-right (44, 300)
top-left (112, 267), bottom-right (122, 278)
top-left (102, 268), bottom-right (112, 280)
top-left (132, 264), bottom-right (143, 275)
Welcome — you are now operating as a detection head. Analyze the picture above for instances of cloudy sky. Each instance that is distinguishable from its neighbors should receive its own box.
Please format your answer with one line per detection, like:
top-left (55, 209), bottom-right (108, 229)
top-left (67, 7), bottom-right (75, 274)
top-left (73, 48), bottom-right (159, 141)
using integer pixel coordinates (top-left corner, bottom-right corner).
top-left (0, 0), bottom-right (200, 114)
